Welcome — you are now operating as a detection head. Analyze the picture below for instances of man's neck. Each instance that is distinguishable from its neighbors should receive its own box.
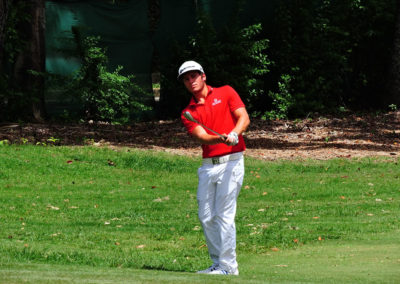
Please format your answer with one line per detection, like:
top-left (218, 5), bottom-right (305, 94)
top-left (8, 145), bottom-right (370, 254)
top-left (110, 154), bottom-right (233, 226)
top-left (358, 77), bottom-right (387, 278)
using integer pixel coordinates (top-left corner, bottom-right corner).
top-left (193, 85), bottom-right (208, 104)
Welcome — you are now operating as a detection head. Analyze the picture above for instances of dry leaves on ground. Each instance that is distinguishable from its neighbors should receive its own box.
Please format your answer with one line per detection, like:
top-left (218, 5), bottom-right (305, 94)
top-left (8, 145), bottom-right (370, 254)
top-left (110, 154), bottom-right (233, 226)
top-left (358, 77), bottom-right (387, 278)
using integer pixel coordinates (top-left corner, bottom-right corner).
top-left (1, 111), bottom-right (399, 160)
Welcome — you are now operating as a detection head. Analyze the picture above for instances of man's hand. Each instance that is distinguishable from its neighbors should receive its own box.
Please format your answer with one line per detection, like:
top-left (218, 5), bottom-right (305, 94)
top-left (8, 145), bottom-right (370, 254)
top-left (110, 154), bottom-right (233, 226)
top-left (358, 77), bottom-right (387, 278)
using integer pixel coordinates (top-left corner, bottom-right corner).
top-left (224, 131), bottom-right (239, 146)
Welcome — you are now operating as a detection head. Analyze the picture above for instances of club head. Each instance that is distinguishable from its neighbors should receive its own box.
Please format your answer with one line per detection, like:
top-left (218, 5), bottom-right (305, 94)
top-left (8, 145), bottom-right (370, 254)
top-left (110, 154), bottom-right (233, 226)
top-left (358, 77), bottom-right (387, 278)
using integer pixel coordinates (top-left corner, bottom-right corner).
top-left (183, 111), bottom-right (196, 123)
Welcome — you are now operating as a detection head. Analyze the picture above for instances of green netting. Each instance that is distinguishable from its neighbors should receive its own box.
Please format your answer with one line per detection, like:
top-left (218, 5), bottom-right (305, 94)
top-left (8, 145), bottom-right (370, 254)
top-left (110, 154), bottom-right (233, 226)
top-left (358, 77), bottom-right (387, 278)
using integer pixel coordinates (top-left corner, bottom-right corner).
top-left (45, 0), bottom-right (275, 118)
top-left (45, 0), bottom-right (154, 116)
top-left (45, 0), bottom-right (275, 77)
top-left (46, 2), bottom-right (78, 75)
top-left (46, 0), bottom-right (152, 79)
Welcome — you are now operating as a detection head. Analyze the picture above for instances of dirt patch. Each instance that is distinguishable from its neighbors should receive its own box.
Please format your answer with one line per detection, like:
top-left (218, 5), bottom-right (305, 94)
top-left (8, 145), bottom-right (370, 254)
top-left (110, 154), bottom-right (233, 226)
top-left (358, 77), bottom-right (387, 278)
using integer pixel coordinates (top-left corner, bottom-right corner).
top-left (1, 112), bottom-right (400, 160)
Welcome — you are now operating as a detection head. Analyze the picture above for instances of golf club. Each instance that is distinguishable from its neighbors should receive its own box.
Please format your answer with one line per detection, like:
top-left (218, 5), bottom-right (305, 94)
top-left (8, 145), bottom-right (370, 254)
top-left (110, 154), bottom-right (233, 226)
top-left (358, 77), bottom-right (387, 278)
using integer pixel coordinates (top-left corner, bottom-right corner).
top-left (183, 111), bottom-right (227, 139)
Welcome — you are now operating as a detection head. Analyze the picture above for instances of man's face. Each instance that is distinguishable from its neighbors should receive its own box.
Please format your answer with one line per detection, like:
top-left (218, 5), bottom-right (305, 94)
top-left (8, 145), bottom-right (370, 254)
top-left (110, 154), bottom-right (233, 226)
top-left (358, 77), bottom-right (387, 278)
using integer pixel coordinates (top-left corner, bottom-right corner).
top-left (182, 71), bottom-right (206, 94)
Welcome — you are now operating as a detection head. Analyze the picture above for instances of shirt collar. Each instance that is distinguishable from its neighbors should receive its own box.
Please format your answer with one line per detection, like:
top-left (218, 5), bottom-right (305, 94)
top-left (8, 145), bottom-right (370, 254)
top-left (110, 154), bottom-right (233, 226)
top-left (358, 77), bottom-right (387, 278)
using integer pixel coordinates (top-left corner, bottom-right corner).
top-left (189, 85), bottom-right (213, 105)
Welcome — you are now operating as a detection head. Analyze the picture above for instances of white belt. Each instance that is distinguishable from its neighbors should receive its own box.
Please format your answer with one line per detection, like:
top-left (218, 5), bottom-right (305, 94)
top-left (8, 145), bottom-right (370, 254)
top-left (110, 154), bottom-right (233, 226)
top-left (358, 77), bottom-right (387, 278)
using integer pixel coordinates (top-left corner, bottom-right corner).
top-left (203, 152), bottom-right (243, 165)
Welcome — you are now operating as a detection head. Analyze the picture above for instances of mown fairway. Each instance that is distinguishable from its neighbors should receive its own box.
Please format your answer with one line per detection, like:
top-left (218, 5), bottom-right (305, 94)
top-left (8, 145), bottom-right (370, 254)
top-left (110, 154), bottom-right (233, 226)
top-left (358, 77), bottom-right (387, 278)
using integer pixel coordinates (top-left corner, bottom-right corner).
top-left (0, 146), bottom-right (399, 283)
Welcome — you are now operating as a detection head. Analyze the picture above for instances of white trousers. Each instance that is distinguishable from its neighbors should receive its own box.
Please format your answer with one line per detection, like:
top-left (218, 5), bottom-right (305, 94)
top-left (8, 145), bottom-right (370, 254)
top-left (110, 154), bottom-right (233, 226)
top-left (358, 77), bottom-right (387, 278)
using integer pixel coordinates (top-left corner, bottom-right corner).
top-left (197, 154), bottom-right (244, 273)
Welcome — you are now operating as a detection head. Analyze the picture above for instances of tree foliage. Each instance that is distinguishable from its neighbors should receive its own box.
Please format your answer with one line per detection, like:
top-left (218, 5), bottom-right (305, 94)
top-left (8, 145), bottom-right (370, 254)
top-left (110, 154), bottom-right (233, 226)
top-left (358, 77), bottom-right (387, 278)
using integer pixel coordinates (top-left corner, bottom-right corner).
top-left (52, 33), bottom-right (153, 124)
top-left (158, 5), bottom-right (271, 118)
top-left (0, 0), bottom-right (45, 122)
top-left (158, 0), bottom-right (397, 119)
top-left (0, 0), bottom-right (29, 121)
top-left (1, 0), bottom-right (398, 122)
top-left (268, 0), bottom-right (397, 116)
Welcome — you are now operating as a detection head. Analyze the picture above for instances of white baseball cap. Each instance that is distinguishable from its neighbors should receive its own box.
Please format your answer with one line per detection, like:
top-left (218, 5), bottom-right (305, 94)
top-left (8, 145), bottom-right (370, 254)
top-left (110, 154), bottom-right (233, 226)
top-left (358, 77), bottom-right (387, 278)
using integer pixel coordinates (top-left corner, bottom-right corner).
top-left (177, 60), bottom-right (204, 79)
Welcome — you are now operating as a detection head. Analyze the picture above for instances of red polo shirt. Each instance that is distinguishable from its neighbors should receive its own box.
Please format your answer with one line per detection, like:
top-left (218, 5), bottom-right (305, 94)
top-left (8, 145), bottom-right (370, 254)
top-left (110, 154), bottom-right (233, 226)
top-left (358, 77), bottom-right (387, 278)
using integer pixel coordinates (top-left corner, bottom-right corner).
top-left (181, 85), bottom-right (246, 158)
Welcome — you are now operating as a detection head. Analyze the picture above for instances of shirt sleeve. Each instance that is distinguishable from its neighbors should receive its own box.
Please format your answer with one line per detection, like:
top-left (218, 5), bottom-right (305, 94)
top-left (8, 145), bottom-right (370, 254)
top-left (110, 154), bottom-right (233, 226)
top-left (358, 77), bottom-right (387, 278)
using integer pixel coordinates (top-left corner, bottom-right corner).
top-left (225, 85), bottom-right (245, 112)
top-left (181, 110), bottom-right (198, 135)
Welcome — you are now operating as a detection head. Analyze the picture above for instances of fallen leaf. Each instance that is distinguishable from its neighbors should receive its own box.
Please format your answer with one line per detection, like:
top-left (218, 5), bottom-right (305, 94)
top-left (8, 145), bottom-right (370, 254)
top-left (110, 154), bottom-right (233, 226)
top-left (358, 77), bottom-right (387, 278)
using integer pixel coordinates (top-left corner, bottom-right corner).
top-left (136, 244), bottom-right (145, 249)
top-left (115, 242), bottom-right (120, 246)
top-left (66, 160), bottom-right (73, 164)
top-left (271, 247), bottom-right (279, 252)
top-left (47, 205), bottom-right (59, 211)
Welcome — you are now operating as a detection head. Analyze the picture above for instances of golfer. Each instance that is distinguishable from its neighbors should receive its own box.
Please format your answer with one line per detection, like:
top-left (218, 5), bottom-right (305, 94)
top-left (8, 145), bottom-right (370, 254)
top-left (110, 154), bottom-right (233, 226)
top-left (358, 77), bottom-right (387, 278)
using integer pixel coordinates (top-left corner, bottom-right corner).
top-left (179, 60), bottom-right (250, 275)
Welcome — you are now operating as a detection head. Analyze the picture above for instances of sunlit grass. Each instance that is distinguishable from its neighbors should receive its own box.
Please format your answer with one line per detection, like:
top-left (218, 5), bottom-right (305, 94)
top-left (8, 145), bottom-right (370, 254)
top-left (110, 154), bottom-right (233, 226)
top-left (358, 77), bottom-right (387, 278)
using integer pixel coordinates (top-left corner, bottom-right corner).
top-left (0, 145), bottom-right (399, 282)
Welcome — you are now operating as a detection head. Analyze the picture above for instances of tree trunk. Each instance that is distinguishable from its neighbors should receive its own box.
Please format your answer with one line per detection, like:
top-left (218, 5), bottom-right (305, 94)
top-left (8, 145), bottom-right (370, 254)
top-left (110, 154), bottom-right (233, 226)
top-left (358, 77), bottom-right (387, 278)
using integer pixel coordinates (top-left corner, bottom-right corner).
top-left (0, 0), bottom-right (12, 70)
top-left (388, 0), bottom-right (400, 107)
top-left (13, 0), bottom-right (46, 121)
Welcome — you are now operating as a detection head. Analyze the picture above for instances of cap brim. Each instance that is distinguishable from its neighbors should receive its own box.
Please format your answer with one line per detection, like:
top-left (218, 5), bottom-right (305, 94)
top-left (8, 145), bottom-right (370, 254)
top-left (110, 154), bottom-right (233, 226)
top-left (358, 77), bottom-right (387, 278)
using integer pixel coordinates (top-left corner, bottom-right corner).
top-left (177, 68), bottom-right (203, 80)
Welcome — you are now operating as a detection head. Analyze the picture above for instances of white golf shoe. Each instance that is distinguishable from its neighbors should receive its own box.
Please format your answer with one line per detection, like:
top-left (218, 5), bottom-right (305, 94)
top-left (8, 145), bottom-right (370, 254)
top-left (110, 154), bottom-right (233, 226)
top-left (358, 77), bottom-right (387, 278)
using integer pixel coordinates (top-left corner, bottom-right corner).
top-left (208, 267), bottom-right (239, 276)
top-left (196, 264), bottom-right (219, 274)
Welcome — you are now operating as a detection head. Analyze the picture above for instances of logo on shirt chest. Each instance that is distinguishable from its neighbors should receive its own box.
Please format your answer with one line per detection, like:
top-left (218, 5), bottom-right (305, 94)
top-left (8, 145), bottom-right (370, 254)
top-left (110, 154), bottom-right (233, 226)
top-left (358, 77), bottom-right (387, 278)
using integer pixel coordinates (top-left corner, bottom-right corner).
top-left (212, 98), bottom-right (222, 106)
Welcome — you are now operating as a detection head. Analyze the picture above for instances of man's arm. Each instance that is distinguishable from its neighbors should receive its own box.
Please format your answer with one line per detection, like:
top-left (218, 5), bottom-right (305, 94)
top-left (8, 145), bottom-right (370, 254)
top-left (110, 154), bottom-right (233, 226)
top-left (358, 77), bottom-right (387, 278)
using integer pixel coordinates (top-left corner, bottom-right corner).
top-left (191, 107), bottom-right (250, 145)
top-left (223, 107), bottom-right (250, 145)
top-left (191, 125), bottom-right (226, 145)
top-left (230, 107), bottom-right (250, 136)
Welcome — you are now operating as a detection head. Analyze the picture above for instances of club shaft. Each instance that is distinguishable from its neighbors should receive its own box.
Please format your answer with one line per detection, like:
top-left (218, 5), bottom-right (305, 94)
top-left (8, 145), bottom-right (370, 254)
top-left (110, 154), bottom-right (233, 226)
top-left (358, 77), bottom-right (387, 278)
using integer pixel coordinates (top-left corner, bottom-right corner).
top-left (190, 117), bottom-right (226, 138)
top-left (184, 111), bottom-right (226, 138)
top-left (200, 123), bottom-right (226, 138)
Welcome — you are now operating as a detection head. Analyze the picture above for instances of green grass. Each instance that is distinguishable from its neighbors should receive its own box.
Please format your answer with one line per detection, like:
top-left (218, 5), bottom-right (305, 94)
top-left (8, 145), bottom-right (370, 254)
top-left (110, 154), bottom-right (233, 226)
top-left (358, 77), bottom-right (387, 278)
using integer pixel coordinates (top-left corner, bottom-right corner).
top-left (0, 145), bottom-right (399, 283)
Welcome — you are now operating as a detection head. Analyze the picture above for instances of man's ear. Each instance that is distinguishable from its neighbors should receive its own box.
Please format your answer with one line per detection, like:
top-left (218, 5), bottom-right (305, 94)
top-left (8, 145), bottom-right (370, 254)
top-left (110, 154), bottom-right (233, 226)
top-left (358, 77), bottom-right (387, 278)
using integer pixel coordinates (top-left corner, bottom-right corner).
top-left (201, 73), bottom-right (206, 81)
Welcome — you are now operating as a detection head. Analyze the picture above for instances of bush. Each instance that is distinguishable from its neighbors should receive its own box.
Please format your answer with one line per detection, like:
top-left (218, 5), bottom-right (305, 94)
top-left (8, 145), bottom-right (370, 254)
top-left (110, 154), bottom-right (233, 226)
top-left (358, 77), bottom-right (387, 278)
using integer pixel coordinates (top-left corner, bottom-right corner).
top-left (70, 35), bottom-right (152, 123)
top-left (264, 73), bottom-right (294, 120)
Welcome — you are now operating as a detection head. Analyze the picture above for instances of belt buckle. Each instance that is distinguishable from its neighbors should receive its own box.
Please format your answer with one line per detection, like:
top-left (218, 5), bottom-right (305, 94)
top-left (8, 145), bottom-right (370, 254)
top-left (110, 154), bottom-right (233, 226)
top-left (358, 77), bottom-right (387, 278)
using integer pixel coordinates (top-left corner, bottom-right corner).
top-left (212, 157), bottom-right (220, 165)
